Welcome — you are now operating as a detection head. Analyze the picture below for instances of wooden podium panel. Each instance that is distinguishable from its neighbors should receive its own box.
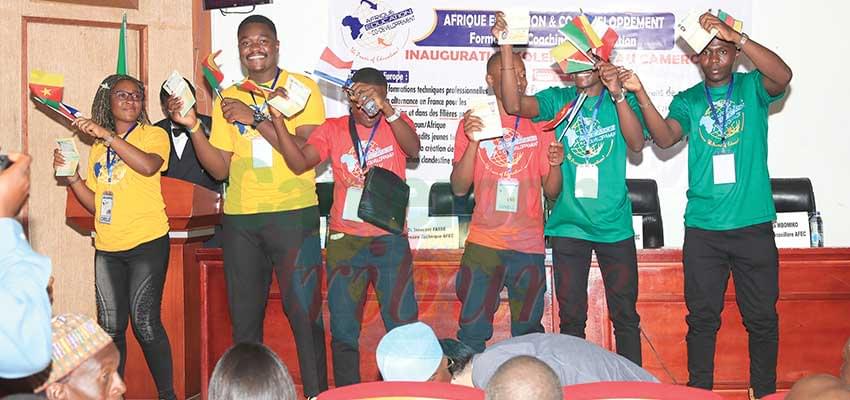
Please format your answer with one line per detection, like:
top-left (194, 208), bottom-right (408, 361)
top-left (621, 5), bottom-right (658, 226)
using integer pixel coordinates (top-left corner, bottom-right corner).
top-left (199, 247), bottom-right (850, 400)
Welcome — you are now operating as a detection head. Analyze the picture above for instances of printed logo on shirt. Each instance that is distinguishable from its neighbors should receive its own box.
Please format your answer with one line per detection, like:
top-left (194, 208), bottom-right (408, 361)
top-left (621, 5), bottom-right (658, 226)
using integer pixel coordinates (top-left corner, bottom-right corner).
top-left (93, 152), bottom-right (128, 184)
top-left (698, 99), bottom-right (745, 148)
top-left (339, 141), bottom-right (396, 187)
top-left (478, 128), bottom-right (538, 178)
top-left (563, 115), bottom-right (616, 166)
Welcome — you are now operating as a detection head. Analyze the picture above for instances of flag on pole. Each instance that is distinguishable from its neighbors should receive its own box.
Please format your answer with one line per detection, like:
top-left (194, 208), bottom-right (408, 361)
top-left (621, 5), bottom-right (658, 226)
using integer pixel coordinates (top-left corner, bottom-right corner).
top-left (313, 47), bottom-right (354, 87)
top-left (573, 15), bottom-right (602, 48)
top-left (116, 13), bottom-right (127, 75)
top-left (33, 97), bottom-right (83, 122)
top-left (29, 70), bottom-right (64, 102)
top-left (714, 9), bottom-right (743, 32)
top-left (590, 17), bottom-right (619, 61)
top-left (237, 79), bottom-right (272, 97)
top-left (560, 19), bottom-right (592, 54)
top-left (201, 50), bottom-right (225, 98)
top-left (550, 41), bottom-right (594, 73)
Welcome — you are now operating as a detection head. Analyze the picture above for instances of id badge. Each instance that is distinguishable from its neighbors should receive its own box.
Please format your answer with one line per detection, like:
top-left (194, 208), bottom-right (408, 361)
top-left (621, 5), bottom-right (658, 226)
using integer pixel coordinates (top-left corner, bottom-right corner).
top-left (99, 191), bottom-right (114, 225)
top-left (575, 164), bottom-right (599, 199)
top-left (713, 153), bottom-right (736, 184)
top-left (252, 137), bottom-right (273, 168)
top-left (342, 187), bottom-right (364, 222)
top-left (495, 178), bottom-right (519, 213)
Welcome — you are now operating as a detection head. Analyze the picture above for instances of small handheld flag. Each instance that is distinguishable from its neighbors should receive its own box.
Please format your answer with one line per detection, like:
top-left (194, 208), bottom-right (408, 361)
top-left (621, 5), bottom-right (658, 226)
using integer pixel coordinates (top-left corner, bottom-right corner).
top-left (201, 50), bottom-right (225, 100)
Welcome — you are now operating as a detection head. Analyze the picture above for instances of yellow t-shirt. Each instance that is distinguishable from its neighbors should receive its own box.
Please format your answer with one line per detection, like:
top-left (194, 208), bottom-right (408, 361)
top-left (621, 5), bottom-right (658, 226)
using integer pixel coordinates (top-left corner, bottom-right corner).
top-left (86, 124), bottom-right (171, 252)
top-left (210, 69), bottom-right (325, 215)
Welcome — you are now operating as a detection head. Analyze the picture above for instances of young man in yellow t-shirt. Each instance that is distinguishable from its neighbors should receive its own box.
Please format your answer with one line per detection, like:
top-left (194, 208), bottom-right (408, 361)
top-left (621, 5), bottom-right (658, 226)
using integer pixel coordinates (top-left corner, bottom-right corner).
top-left (165, 15), bottom-right (327, 397)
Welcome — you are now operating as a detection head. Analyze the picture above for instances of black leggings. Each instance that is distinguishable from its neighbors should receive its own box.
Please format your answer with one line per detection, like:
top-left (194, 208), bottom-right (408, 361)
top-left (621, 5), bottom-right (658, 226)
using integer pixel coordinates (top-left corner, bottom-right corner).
top-left (95, 234), bottom-right (175, 400)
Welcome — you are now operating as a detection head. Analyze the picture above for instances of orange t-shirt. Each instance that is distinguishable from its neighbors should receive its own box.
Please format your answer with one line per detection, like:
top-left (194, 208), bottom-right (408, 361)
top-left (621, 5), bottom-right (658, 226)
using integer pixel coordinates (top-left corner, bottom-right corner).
top-left (453, 115), bottom-right (553, 254)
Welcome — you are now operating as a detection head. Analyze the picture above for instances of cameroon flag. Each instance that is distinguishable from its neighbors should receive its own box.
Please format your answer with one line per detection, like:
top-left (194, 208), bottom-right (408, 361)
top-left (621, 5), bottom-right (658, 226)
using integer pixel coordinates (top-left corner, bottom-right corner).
top-left (29, 70), bottom-right (64, 102)
top-left (573, 15), bottom-right (602, 49)
top-left (202, 50), bottom-right (225, 97)
top-left (550, 41), bottom-right (594, 73)
top-left (715, 9), bottom-right (743, 33)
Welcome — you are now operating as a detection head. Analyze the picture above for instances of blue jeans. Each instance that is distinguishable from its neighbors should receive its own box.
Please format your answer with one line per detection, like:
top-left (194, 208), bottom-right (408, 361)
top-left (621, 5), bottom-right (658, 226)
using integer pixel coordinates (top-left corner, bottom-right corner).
top-left (455, 242), bottom-right (546, 353)
top-left (326, 231), bottom-right (418, 386)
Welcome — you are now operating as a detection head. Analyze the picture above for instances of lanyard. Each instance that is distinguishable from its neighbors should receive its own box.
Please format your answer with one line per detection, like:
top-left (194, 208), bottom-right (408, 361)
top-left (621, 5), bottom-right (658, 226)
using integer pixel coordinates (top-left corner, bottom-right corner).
top-left (106, 122), bottom-right (137, 183)
top-left (501, 117), bottom-right (521, 173)
top-left (577, 88), bottom-right (607, 163)
top-left (354, 120), bottom-right (381, 170)
top-left (704, 75), bottom-right (735, 148)
top-left (238, 69), bottom-right (282, 135)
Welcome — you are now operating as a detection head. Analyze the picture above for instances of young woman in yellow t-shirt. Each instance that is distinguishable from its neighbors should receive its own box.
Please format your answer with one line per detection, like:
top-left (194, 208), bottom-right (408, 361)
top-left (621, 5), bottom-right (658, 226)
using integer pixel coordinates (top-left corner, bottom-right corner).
top-left (52, 74), bottom-right (176, 400)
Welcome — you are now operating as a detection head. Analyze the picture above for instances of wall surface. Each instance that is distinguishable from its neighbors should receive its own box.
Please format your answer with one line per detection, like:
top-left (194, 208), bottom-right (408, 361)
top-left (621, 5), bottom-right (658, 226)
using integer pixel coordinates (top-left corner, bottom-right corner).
top-left (1, 0), bottom-right (199, 316)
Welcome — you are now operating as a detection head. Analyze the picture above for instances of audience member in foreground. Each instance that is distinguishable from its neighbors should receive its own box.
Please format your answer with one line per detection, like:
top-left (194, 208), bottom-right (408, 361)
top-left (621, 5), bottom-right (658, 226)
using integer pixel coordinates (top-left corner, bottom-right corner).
top-left (786, 337), bottom-right (850, 400)
top-left (444, 333), bottom-right (657, 388)
top-left (0, 153), bottom-right (52, 380)
top-left (208, 342), bottom-right (296, 400)
top-left (375, 322), bottom-right (449, 382)
top-left (484, 355), bottom-right (561, 400)
top-left (35, 314), bottom-right (126, 400)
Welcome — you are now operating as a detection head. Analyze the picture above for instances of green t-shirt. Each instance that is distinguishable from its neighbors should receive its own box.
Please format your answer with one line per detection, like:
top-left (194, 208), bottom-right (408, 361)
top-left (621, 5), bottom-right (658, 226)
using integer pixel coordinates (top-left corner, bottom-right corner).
top-left (667, 70), bottom-right (784, 230)
top-left (534, 86), bottom-right (648, 242)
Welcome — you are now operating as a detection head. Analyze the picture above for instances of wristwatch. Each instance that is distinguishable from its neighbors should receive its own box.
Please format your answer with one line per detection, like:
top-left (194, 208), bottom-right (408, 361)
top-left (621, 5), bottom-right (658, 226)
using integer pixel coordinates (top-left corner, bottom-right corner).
top-left (250, 108), bottom-right (269, 129)
top-left (612, 90), bottom-right (626, 103)
top-left (385, 108), bottom-right (402, 123)
top-left (736, 32), bottom-right (749, 51)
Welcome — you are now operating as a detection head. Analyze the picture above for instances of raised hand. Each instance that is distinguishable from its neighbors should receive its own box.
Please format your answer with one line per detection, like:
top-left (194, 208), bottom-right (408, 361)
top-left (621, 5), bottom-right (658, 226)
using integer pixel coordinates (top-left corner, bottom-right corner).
top-left (166, 95), bottom-right (198, 128)
top-left (699, 12), bottom-right (741, 43)
top-left (72, 117), bottom-right (112, 140)
top-left (461, 110), bottom-right (483, 143)
top-left (597, 62), bottom-right (624, 94)
top-left (491, 11), bottom-right (508, 41)
top-left (349, 82), bottom-right (386, 112)
top-left (267, 87), bottom-right (289, 119)
top-left (618, 68), bottom-right (643, 92)
top-left (221, 98), bottom-right (255, 125)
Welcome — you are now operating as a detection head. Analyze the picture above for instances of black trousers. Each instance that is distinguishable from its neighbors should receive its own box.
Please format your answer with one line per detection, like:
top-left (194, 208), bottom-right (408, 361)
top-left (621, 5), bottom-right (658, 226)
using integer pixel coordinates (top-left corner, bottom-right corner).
top-left (222, 207), bottom-right (327, 397)
top-left (551, 236), bottom-right (642, 366)
top-left (683, 222), bottom-right (779, 398)
top-left (95, 234), bottom-right (175, 400)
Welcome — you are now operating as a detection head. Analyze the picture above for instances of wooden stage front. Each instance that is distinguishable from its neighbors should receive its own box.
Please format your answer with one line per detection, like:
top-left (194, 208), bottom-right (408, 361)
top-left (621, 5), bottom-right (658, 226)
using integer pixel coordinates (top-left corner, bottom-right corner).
top-left (196, 247), bottom-right (850, 399)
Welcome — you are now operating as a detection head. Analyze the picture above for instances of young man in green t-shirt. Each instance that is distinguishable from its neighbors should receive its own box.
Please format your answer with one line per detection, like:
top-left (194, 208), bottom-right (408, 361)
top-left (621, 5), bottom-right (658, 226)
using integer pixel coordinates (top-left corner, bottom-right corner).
top-left (621, 12), bottom-right (792, 399)
top-left (492, 13), bottom-right (648, 365)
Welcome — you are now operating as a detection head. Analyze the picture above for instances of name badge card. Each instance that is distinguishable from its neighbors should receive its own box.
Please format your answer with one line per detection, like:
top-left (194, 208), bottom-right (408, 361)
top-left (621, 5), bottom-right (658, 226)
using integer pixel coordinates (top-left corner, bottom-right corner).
top-left (342, 187), bottom-right (364, 222)
top-left (575, 164), bottom-right (599, 199)
top-left (267, 76), bottom-right (312, 118)
top-left (495, 178), bottom-right (519, 213)
top-left (252, 136), bottom-right (273, 168)
top-left (713, 153), bottom-right (736, 184)
top-left (99, 191), bottom-right (114, 225)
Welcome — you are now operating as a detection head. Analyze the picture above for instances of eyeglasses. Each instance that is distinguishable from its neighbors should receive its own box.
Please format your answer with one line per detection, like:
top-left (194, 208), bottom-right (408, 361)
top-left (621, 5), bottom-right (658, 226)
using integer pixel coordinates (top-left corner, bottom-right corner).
top-left (112, 90), bottom-right (144, 102)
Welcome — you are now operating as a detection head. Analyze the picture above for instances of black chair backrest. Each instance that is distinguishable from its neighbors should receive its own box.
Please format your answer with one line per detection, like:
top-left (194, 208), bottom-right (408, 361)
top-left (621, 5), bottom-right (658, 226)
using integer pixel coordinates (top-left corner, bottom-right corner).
top-left (771, 178), bottom-right (816, 214)
top-left (428, 182), bottom-right (475, 217)
top-left (316, 182), bottom-right (334, 217)
top-left (626, 179), bottom-right (664, 249)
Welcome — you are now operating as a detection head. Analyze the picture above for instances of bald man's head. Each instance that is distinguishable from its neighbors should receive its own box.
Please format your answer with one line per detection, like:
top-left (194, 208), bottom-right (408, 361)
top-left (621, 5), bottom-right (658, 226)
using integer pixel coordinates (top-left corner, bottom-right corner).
top-left (484, 356), bottom-right (561, 400)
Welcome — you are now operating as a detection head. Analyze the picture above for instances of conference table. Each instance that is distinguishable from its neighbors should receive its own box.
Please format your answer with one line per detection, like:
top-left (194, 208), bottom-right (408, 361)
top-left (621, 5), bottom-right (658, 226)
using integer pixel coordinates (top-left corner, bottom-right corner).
top-left (196, 247), bottom-right (850, 400)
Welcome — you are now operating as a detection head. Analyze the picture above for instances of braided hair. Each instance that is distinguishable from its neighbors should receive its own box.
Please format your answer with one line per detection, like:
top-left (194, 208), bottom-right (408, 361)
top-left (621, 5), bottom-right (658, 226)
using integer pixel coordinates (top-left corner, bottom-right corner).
top-left (91, 74), bottom-right (150, 131)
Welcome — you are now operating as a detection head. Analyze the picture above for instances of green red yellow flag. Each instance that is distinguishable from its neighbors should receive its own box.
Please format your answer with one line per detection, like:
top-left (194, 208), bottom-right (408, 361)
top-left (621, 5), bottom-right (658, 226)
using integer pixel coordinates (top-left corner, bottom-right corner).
top-left (29, 70), bottom-right (64, 102)
top-left (550, 41), bottom-right (594, 73)
top-left (715, 9), bottom-right (743, 33)
top-left (202, 50), bottom-right (224, 97)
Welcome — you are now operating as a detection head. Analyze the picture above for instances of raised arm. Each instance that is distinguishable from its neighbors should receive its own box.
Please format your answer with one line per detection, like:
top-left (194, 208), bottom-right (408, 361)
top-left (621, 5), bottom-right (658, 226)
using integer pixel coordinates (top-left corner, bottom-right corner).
top-left (450, 112), bottom-right (480, 196)
top-left (700, 12), bottom-right (792, 96)
top-left (492, 12), bottom-right (540, 118)
top-left (166, 96), bottom-right (232, 180)
top-left (619, 70), bottom-right (685, 149)
top-left (599, 63), bottom-right (645, 152)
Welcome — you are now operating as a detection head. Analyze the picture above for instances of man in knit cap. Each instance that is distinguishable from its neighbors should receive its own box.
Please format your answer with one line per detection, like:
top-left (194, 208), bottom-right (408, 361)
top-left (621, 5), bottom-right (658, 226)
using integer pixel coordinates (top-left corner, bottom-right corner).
top-left (375, 322), bottom-right (450, 383)
top-left (36, 314), bottom-right (126, 400)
